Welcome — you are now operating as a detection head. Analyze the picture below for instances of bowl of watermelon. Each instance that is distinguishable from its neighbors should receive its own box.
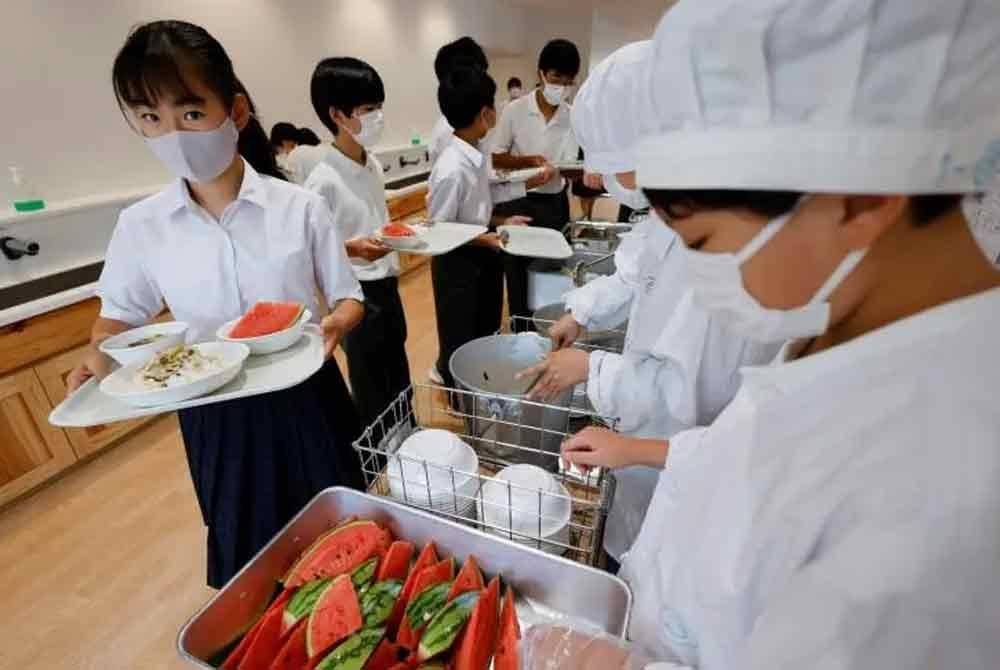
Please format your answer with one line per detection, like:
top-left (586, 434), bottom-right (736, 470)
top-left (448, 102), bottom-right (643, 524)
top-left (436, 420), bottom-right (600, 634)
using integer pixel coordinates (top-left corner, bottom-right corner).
top-left (377, 222), bottom-right (425, 250)
top-left (217, 301), bottom-right (311, 355)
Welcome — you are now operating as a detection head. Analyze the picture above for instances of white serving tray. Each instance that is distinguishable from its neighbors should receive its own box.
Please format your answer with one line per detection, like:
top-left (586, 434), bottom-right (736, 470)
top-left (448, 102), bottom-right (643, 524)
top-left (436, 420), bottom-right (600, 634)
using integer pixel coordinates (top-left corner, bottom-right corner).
top-left (49, 326), bottom-right (325, 428)
top-left (499, 225), bottom-right (574, 260)
top-left (490, 167), bottom-right (544, 184)
top-left (389, 221), bottom-right (488, 256)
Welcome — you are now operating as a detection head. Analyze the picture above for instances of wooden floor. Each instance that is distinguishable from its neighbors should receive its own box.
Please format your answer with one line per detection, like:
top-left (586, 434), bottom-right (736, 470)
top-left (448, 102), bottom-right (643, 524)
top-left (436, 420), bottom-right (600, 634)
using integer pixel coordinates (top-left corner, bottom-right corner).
top-left (0, 262), bottom-right (442, 670)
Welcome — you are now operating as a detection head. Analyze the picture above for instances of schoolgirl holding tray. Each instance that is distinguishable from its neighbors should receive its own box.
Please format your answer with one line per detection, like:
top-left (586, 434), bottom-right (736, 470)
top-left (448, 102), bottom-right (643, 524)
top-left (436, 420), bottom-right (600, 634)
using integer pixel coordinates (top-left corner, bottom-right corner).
top-left (67, 20), bottom-right (366, 588)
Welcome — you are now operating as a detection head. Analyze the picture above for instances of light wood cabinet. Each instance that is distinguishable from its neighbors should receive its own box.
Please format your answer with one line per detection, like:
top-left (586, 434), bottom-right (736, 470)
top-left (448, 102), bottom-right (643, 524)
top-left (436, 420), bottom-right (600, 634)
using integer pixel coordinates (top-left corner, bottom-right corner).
top-left (0, 369), bottom-right (78, 507)
top-left (35, 346), bottom-right (152, 460)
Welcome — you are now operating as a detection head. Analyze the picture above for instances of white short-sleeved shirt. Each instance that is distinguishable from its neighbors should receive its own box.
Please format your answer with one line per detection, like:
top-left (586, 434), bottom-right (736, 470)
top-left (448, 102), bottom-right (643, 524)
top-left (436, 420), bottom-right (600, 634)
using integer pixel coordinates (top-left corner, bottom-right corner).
top-left (97, 159), bottom-right (363, 342)
top-left (491, 91), bottom-right (579, 194)
top-left (305, 147), bottom-right (400, 282)
top-left (428, 135), bottom-right (492, 227)
top-left (286, 143), bottom-right (333, 185)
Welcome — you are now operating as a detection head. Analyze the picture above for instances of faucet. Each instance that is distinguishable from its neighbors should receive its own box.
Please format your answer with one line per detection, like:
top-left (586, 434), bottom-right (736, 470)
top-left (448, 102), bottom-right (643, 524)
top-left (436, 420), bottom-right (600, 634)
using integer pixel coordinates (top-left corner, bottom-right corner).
top-left (571, 251), bottom-right (615, 287)
top-left (0, 234), bottom-right (39, 260)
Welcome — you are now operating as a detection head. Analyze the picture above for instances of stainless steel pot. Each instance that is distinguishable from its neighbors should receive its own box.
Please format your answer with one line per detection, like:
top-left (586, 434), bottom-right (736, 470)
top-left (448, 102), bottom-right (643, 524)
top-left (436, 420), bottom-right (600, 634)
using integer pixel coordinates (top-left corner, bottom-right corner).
top-left (449, 334), bottom-right (572, 470)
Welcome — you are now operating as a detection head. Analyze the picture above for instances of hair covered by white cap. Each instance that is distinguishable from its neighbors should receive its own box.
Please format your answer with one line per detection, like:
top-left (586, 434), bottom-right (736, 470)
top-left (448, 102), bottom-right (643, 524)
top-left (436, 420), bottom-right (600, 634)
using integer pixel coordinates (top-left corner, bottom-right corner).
top-left (635, 0), bottom-right (1000, 194)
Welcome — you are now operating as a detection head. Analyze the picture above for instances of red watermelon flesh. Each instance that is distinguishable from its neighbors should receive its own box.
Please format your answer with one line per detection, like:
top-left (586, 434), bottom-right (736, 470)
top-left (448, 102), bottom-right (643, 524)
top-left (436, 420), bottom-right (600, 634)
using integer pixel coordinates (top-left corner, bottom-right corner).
top-left (388, 543), bottom-right (439, 635)
top-left (237, 599), bottom-right (287, 670)
top-left (452, 576), bottom-right (499, 670)
top-left (268, 619), bottom-right (308, 670)
top-left (306, 575), bottom-right (363, 658)
top-left (366, 638), bottom-right (411, 670)
top-left (284, 521), bottom-right (386, 588)
top-left (445, 557), bottom-right (485, 602)
top-left (396, 559), bottom-right (455, 650)
top-left (222, 589), bottom-right (293, 670)
top-left (493, 586), bottom-right (520, 670)
top-left (229, 301), bottom-right (305, 339)
top-left (376, 541), bottom-right (414, 583)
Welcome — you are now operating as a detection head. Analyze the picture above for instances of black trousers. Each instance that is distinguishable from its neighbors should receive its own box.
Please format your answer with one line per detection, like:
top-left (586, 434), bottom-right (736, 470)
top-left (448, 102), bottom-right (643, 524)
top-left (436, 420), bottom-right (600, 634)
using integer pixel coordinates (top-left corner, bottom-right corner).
top-left (431, 245), bottom-right (504, 388)
top-left (343, 276), bottom-right (411, 432)
top-left (494, 189), bottom-right (571, 326)
top-left (178, 361), bottom-right (364, 588)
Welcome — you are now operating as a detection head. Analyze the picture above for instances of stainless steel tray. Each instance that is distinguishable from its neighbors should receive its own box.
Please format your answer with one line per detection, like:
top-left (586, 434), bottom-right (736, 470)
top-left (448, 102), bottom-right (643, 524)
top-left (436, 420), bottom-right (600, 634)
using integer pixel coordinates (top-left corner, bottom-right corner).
top-left (177, 488), bottom-right (631, 668)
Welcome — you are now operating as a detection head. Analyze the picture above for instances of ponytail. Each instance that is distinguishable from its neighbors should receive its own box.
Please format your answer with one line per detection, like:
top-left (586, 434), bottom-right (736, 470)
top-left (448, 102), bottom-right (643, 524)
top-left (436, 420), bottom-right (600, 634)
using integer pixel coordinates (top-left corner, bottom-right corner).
top-left (235, 81), bottom-right (285, 180)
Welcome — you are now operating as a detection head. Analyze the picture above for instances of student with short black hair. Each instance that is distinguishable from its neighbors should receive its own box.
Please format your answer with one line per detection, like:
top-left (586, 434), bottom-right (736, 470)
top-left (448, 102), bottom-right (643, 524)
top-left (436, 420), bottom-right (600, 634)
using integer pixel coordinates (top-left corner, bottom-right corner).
top-left (297, 127), bottom-right (321, 146)
top-left (304, 56), bottom-right (411, 433)
top-left (270, 121), bottom-right (299, 154)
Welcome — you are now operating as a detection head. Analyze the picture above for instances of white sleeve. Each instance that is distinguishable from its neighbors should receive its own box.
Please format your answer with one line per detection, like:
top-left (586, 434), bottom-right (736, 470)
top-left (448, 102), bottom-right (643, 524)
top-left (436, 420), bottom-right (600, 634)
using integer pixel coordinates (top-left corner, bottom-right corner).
top-left (309, 197), bottom-right (363, 306)
top-left (491, 104), bottom-right (515, 154)
top-left (96, 215), bottom-right (164, 325)
top-left (490, 180), bottom-right (527, 204)
top-left (428, 172), bottom-right (463, 223)
top-left (564, 223), bottom-right (646, 329)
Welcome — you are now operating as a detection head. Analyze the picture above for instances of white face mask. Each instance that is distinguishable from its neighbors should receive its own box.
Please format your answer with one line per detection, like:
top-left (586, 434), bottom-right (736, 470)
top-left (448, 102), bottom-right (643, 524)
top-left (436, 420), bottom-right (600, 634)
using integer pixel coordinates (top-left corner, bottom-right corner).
top-left (145, 117), bottom-right (239, 183)
top-left (509, 87), bottom-right (522, 99)
top-left (542, 82), bottom-right (567, 106)
top-left (683, 207), bottom-right (868, 343)
top-left (350, 109), bottom-right (384, 148)
top-left (604, 173), bottom-right (649, 211)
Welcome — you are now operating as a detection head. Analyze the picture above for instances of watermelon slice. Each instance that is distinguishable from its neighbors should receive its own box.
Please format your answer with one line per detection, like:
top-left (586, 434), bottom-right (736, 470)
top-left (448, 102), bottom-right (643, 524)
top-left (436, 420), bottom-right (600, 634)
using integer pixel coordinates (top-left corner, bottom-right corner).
top-left (306, 575), bottom-right (363, 658)
top-left (445, 556), bottom-right (485, 602)
top-left (222, 589), bottom-right (294, 670)
top-left (493, 586), bottom-right (521, 670)
top-left (229, 301), bottom-right (305, 339)
top-left (397, 559), bottom-right (455, 650)
top-left (237, 598), bottom-right (288, 670)
top-left (366, 638), bottom-right (411, 670)
top-left (284, 521), bottom-right (387, 588)
top-left (388, 543), bottom-right (439, 635)
top-left (382, 223), bottom-right (415, 237)
top-left (376, 541), bottom-right (414, 583)
top-left (452, 576), bottom-right (500, 670)
top-left (269, 619), bottom-right (308, 670)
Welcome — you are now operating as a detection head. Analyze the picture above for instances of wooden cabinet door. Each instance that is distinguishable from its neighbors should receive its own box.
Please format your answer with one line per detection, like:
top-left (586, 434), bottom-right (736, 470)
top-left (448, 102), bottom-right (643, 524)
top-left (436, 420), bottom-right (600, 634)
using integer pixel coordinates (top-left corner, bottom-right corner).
top-left (0, 369), bottom-right (78, 507)
top-left (35, 346), bottom-right (152, 460)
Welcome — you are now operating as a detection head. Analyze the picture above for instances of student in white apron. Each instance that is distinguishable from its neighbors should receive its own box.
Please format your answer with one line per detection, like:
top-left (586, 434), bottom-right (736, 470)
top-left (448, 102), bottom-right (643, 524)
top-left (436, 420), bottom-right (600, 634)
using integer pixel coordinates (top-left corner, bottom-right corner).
top-left (552, 0), bottom-right (1000, 666)
top-left (67, 21), bottom-right (366, 588)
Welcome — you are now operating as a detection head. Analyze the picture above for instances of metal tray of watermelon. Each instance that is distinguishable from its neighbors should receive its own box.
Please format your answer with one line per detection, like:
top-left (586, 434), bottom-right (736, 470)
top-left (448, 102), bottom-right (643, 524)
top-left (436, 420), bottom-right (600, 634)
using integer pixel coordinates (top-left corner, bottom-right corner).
top-left (49, 326), bottom-right (324, 428)
top-left (176, 487), bottom-right (632, 668)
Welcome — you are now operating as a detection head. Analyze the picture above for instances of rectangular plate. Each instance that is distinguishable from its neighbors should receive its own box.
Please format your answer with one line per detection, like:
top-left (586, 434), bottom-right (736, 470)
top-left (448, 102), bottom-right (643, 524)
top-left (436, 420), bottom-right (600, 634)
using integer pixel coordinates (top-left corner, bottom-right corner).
top-left (499, 225), bottom-right (574, 260)
top-left (49, 327), bottom-right (324, 427)
top-left (393, 222), bottom-right (488, 256)
top-left (490, 167), bottom-right (545, 184)
top-left (177, 488), bottom-right (631, 668)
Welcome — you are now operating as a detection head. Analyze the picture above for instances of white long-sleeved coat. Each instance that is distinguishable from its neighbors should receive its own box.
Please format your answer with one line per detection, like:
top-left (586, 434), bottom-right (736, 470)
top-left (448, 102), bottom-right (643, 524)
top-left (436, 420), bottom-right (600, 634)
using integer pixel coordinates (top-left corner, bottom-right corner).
top-left (564, 216), bottom-right (780, 558)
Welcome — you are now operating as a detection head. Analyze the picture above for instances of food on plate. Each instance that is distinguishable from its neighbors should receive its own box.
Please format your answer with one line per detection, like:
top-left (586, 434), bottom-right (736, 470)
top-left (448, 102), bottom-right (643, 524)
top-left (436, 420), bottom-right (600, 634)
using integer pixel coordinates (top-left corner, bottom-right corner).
top-left (381, 223), bottom-right (415, 238)
top-left (124, 333), bottom-right (166, 348)
top-left (228, 301), bottom-right (305, 339)
top-left (136, 345), bottom-right (222, 389)
top-left (218, 518), bottom-right (522, 670)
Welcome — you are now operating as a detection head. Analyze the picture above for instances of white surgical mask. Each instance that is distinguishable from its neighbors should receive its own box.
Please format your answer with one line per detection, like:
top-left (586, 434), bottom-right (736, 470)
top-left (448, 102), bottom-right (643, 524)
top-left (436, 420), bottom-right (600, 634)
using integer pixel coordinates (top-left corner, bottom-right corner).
top-left (145, 117), bottom-right (239, 183)
top-left (683, 207), bottom-right (867, 342)
top-left (350, 109), bottom-right (384, 148)
top-left (509, 87), bottom-right (522, 99)
top-left (542, 82), bottom-right (567, 106)
top-left (604, 173), bottom-right (649, 211)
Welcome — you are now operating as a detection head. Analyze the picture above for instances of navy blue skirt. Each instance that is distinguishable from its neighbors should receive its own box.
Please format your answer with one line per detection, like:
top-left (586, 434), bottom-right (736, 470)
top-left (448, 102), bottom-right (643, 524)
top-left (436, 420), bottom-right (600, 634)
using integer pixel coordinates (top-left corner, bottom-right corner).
top-left (178, 360), bottom-right (364, 588)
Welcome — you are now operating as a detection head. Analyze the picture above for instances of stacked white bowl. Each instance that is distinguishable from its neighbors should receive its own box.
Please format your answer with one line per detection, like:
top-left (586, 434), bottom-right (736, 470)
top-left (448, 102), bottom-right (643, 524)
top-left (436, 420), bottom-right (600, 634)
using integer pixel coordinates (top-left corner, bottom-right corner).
top-left (480, 464), bottom-right (572, 555)
top-left (387, 429), bottom-right (480, 519)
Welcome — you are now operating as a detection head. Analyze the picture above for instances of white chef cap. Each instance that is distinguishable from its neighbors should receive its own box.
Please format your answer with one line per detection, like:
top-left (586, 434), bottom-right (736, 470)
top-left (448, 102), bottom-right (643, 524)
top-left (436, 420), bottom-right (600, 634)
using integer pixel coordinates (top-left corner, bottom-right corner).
top-left (635, 0), bottom-right (1000, 194)
top-left (570, 41), bottom-right (655, 175)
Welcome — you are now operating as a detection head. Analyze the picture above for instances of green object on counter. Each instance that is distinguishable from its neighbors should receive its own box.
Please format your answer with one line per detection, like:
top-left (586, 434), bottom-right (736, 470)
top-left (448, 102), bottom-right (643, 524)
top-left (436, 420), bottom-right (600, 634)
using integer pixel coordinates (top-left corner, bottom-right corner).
top-left (12, 199), bottom-right (45, 212)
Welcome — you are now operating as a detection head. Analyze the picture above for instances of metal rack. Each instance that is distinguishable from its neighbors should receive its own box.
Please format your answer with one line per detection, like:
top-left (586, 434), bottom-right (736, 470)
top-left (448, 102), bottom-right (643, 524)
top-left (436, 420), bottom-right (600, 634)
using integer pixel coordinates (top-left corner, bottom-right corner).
top-left (353, 381), bottom-right (616, 566)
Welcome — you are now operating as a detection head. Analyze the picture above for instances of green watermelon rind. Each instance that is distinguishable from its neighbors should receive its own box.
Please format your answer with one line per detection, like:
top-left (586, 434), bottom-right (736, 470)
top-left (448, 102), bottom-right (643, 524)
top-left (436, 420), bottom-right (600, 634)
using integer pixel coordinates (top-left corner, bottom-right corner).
top-left (404, 581), bottom-right (454, 631)
top-left (416, 590), bottom-right (480, 661)
top-left (306, 575), bottom-right (361, 658)
top-left (360, 580), bottom-right (403, 628)
top-left (315, 626), bottom-right (385, 670)
top-left (283, 578), bottom-right (331, 630)
top-left (350, 557), bottom-right (379, 595)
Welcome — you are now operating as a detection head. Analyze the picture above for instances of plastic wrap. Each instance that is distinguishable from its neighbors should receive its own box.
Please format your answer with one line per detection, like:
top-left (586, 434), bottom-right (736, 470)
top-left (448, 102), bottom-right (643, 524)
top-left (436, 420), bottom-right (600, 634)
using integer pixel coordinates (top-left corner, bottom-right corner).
top-left (520, 624), bottom-right (661, 670)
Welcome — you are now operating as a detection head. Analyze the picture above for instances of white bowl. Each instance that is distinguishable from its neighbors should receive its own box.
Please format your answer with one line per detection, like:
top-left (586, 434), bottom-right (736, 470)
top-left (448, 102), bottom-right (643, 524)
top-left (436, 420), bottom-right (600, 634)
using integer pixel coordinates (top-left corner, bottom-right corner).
top-left (480, 464), bottom-right (572, 543)
top-left (216, 309), bottom-right (311, 355)
top-left (387, 429), bottom-right (479, 501)
top-left (376, 224), bottom-right (426, 250)
top-left (99, 341), bottom-right (250, 408)
top-left (99, 322), bottom-right (189, 367)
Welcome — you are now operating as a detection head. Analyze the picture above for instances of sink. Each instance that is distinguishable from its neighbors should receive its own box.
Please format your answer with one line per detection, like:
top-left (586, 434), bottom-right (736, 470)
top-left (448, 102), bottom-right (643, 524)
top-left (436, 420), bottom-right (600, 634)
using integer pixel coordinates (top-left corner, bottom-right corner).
top-left (0, 262), bottom-right (104, 310)
top-left (526, 248), bottom-right (617, 311)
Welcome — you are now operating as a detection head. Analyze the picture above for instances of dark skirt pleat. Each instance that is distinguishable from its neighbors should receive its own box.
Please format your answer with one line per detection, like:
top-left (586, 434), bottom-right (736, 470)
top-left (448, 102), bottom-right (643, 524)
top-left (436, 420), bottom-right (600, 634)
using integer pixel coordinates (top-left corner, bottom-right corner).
top-left (178, 360), bottom-right (363, 588)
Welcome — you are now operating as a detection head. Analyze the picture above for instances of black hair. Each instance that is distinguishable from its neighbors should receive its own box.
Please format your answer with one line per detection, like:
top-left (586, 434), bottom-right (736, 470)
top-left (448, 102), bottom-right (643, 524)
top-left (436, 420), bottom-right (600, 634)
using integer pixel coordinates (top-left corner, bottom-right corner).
top-left (438, 67), bottom-right (496, 131)
top-left (311, 57), bottom-right (385, 136)
top-left (297, 127), bottom-right (321, 145)
top-left (434, 36), bottom-right (488, 81)
top-left (538, 39), bottom-right (580, 78)
top-left (642, 189), bottom-right (962, 227)
top-left (507, 77), bottom-right (522, 90)
top-left (112, 20), bottom-right (284, 180)
top-left (270, 121), bottom-right (298, 148)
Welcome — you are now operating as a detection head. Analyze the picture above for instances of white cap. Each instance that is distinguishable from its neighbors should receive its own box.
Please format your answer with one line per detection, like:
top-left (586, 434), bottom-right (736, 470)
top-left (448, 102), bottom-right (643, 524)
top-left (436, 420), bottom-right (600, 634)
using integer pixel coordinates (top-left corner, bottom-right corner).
top-left (635, 0), bottom-right (1000, 194)
top-left (570, 41), bottom-right (654, 175)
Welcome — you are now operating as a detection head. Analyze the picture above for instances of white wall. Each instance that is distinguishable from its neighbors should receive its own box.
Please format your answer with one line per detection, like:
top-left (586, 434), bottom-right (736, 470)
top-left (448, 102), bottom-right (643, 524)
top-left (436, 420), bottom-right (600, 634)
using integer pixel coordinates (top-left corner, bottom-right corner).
top-left (589, 0), bottom-right (673, 70)
top-left (0, 0), bottom-right (590, 205)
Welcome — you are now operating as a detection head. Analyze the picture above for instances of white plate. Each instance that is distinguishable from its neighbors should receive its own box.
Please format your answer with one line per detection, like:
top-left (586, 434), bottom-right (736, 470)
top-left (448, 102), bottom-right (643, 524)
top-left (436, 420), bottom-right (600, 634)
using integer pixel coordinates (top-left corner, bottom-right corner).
top-left (480, 465), bottom-right (572, 538)
top-left (498, 225), bottom-right (573, 260)
top-left (99, 321), bottom-right (189, 367)
top-left (99, 342), bottom-right (250, 408)
top-left (216, 309), bottom-right (311, 355)
top-left (490, 167), bottom-right (544, 184)
top-left (382, 222), bottom-right (488, 256)
top-left (50, 327), bottom-right (325, 427)
top-left (387, 429), bottom-right (479, 497)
